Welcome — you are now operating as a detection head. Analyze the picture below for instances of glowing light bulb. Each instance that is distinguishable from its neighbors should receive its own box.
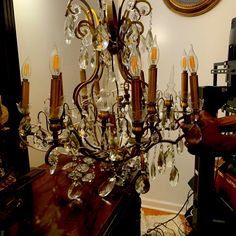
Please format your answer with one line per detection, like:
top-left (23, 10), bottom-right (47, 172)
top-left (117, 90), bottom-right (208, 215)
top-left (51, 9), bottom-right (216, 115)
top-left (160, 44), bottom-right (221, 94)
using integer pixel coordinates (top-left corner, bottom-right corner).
top-left (149, 35), bottom-right (159, 66)
top-left (181, 50), bottom-right (187, 71)
top-left (21, 57), bottom-right (31, 80)
top-left (50, 46), bottom-right (61, 76)
top-left (129, 46), bottom-right (141, 76)
top-left (187, 44), bottom-right (198, 73)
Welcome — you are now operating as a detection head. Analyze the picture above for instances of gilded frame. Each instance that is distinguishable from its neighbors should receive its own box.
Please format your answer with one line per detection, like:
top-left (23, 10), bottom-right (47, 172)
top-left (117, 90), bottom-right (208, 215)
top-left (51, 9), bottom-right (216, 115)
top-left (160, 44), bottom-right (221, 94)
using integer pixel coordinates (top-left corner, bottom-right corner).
top-left (163, 0), bottom-right (221, 17)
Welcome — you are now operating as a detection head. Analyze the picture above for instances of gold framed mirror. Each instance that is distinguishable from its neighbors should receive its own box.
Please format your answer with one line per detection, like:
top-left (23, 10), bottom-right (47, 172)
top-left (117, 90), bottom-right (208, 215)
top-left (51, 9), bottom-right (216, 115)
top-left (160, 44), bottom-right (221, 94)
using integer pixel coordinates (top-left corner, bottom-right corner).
top-left (163, 0), bottom-right (221, 17)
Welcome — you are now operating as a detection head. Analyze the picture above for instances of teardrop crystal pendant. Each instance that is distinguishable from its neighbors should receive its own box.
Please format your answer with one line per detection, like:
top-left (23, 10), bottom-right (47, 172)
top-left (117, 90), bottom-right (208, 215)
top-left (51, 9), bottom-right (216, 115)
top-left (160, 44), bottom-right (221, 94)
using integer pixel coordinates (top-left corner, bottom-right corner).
top-left (78, 47), bottom-right (89, 69)
top-left (169, 165), bottom-right (179, 187)
top-left (145, 29), bottom-right (154, 50)
top-left (67, 182), bottom-right (82, 200)
top-left (135, 173), bottom-right (150, 194)
top-left (177, 137), bottom-right (184, 154)
top-left (64, 14), bottom-right (75, 45)
top-left (92, 24), bottom-right (110, 51)
top-left (164, 144), bottom-right (175, 168)
top-left (98, 175), bottom-right (117, 197)
top-left (150, 158), bottom-right (156, 180)
top-left (157, 145), bottom-right (166, 175)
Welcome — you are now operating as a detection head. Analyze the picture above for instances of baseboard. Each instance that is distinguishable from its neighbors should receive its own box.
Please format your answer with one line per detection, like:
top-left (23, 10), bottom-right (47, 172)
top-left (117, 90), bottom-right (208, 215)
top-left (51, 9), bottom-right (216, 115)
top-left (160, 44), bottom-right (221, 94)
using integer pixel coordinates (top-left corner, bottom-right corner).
top-left (141, 196), bottom-right (186, 215)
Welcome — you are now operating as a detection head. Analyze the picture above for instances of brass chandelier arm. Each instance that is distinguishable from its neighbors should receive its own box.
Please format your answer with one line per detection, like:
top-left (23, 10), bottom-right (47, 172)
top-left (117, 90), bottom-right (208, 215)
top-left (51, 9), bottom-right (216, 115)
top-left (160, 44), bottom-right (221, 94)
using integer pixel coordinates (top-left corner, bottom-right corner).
top-left (75, 20), bottom-right (94, 39)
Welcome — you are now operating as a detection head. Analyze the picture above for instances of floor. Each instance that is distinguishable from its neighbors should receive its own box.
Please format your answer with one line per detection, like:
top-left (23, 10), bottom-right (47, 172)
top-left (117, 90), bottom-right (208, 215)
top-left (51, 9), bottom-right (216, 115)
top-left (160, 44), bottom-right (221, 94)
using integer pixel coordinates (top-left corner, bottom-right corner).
top-left (141, 207), bottom-right (192, 235)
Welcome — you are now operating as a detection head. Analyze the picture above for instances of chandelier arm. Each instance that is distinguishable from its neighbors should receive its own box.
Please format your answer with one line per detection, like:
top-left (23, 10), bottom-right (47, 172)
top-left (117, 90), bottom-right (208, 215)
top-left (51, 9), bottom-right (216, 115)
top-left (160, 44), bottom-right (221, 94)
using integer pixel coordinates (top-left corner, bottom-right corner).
top-left (37, 110), bottom-right (50, 132)
top-left (75, 20), bottom-right (94, 39)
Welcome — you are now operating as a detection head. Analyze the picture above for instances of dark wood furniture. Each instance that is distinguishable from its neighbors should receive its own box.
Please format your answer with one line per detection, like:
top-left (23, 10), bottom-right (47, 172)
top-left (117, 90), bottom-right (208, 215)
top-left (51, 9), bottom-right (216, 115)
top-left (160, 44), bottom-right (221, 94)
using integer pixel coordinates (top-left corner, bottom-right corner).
top-left (0, 165), bottom-right (141, 236)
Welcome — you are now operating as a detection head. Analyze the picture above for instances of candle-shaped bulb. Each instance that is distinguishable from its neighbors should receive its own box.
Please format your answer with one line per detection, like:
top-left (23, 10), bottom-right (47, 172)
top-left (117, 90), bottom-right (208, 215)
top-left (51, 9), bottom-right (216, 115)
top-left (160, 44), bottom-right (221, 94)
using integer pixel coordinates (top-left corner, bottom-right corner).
top-left (21, 58), bottom-right (31, 110)
top-left (149, 35), bottom-right (159, 66)
top-left (187, 44), bottom-right (198, 73)
top-left (181, 49), bottom-right (187, 71)
top-left (21, 57), bottom-right (31, 80)
top-left (50, 46), bottom-right (61, 76)
top-left (129, 45), bottom-right (141, 77)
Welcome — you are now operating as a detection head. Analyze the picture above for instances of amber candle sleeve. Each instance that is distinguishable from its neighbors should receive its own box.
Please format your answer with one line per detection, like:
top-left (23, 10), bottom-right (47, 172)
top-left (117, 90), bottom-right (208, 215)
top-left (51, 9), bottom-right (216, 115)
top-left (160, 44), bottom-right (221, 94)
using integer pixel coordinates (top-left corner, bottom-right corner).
top-left (190, 73), bottom-right (199, 113)
top-left (181, 70), bottom-right (188, 103)
top-left (50, 77), bottom-right (60, 118)
top-left (148, 66), bottom-right (157, 104)
top-left (22, 78), bottom-right (30, 109)
top-left (131, 78), bottom-right (142, 121)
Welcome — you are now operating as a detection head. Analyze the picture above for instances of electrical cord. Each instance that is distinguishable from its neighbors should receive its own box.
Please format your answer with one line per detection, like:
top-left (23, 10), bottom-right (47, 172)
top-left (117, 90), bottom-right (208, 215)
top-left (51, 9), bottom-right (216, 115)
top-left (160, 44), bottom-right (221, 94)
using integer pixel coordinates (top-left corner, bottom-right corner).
top-left (142, 190), bottom-right (193, 236)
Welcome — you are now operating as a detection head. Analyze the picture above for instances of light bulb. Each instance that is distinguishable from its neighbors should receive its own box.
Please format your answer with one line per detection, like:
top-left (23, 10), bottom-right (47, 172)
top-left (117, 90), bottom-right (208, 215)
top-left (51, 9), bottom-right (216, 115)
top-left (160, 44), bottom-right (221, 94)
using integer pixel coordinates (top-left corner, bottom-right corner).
top-left (187, 44), bottom-right (198, 73)
top-left (149, 35), bottom-right (159, 66)
top-left (181, 50), bottom-right (187, 71)
top-left (21, 57), bottom-right (31, 80)
top-left (129, 45), bottom-right (141, 76)
top-left (50, 46), bottom-right (61, 76)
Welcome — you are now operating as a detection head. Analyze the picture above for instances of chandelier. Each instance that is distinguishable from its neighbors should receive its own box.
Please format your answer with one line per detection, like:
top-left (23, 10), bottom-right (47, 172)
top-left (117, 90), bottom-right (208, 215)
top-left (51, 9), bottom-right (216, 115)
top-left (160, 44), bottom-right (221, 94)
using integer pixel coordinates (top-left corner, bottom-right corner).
top-left (17, 0), bottom-right (201, 201)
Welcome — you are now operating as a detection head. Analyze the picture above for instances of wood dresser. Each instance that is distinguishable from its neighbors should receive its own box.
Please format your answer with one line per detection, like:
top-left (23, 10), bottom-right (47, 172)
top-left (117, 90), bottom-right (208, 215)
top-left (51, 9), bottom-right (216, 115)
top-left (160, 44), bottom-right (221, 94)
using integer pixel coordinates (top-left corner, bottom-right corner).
top-left (0, 164), bottom-right (141, 236)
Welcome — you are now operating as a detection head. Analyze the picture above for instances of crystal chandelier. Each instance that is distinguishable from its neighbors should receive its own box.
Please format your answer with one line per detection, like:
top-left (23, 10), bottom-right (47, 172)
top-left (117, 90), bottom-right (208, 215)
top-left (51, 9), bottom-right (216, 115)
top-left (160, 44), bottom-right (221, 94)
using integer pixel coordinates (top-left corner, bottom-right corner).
top-left (18, 0), bottom-right (200, 200)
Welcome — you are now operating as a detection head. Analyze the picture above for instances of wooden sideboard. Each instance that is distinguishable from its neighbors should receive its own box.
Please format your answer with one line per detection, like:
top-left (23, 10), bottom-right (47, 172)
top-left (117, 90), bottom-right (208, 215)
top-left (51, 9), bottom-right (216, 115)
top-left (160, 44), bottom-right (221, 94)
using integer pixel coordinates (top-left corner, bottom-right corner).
top-left (0, 164), bottom-right (141, 236)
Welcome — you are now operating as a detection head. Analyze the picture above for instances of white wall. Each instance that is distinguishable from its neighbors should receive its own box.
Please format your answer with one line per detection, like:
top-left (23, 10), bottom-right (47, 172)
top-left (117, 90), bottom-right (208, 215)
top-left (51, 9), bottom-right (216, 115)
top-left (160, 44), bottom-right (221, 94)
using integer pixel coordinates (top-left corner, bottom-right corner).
top-left (13, 0), bottom-right (236, 213)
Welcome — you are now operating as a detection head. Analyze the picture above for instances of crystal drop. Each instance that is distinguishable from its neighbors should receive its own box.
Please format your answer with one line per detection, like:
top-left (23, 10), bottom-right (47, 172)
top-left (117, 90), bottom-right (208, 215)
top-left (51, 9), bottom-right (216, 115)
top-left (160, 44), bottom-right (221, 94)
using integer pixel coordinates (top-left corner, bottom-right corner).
top-left (64, 15), bottom-right (75, 45)
top-left (47, 150), bottom-right (58, 167)
top-left (100, 49), bottom-right (112, 66)
top-left (50, 165), bottom-right (57, 175)
top-left (78, 48), bottom-right (89, 69)
top-left (157, 150), bottom-right (166, 175)
top-left (177, 138), bottom-right (184, 154)
top-left (150, 159), bottom-right (156, 180)
top-left (82, 31), bottom-right (92, 47)
top-left (169, 166), bottom-right (179, 187)
top-left (164, 144), bottom-right (175, 168)
top-left (126, 0), bottom-right (136, 10)
top-left (82, 172), bottom-right (95, 182)
top-left (135, 174), bottom-right (150, 194)
top-left (92, 24), bottom-right (110, 51)
top-left (70, 3), bottom-right (81, 21)
top-left (90, 51), bottom-right (96, 67)
top-left (67, 182), bottom-right (82, 200)
top-left (62, 162), bottom-right (77, 170)
top-left (130, 9), bottom-right (140, 21)
top-left (140, 35), bottom-right (147, 52)
top-left (121, 47), bottom-right (130, 66)
top-left (68, 170), bottom-right (82, 181)
top-left (146, 29), bottom-right (154, 50)
top-left (98, 176), bottom-right (117, 197)
top-left (75, 163), bottom-right (89, 173)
